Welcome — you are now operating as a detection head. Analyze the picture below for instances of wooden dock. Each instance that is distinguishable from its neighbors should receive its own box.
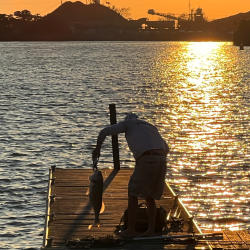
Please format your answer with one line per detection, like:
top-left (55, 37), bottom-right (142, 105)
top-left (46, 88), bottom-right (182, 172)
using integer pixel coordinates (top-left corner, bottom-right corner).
top-left (40, 166), bottom-right (250, 249)
top-left (41, 167), bottom-right (200, 249)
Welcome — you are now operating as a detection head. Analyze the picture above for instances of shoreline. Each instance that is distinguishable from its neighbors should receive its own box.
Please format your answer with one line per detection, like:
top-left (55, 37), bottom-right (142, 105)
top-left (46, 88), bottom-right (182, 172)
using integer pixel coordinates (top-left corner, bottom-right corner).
top-left (0, 33), bottom-right (233, 42)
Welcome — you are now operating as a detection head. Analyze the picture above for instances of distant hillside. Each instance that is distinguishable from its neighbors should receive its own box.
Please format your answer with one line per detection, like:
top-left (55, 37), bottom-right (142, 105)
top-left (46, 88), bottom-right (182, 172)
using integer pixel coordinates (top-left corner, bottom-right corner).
top-left (208, 11), bottom-right (250, 32)
top-left (29, 1), bottom-right (129, 40)
top-left (2, 1), bottom-right (249, 41)
top-left (43, 1), bottom-right (128, 27)
top-left (234, 20), bottom-right (250, 46)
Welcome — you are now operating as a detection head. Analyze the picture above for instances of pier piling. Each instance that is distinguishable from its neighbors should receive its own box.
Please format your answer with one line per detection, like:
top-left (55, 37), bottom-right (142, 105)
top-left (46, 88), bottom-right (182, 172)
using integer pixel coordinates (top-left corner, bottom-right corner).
top-left (109, 104), bottom-right (120, 170)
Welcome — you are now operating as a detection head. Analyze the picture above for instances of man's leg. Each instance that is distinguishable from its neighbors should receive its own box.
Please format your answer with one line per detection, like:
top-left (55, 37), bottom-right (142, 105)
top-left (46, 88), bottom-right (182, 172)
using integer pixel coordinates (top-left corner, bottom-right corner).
top-left (119, 195), bottom-right (138, 237)
top-left (127, 195), bottom-right (138, 233)
top-left (145, 197), bottom-right (156, 235)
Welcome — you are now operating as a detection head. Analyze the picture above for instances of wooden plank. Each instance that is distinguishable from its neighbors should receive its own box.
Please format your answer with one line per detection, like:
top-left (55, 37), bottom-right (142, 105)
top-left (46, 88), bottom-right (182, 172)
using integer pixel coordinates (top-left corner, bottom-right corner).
top-left (51, 219), bottom-right (122, 225)
top-left (49, 225), bottom-right (116, 234)
top-left (205, 230), bottom-right (250, 249)
top-left (53, 168), bottom-right (132, 176)
top-left (237, 230), bottom-right (250, 246)
top-left (223, 230), bottom-right (248, 249)
top-left (50, 214), bottom-right (118, 220)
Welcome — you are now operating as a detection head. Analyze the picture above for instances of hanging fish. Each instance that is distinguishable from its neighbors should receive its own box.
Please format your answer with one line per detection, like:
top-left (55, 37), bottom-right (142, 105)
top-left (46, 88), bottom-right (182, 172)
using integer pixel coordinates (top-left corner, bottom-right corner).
top-left (88, 160), bottom-right (105, 227)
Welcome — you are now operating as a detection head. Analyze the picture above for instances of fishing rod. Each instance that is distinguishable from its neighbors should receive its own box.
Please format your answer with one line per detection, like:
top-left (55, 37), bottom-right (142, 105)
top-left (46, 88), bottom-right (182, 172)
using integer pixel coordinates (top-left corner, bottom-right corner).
top-left (132, 232), bottom-right (223, 241)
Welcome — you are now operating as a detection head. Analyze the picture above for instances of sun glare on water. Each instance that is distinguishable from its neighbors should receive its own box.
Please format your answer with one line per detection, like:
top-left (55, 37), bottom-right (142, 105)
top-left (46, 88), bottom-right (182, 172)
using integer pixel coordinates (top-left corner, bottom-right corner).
top-left (148, 41), bottom-right (248, 231)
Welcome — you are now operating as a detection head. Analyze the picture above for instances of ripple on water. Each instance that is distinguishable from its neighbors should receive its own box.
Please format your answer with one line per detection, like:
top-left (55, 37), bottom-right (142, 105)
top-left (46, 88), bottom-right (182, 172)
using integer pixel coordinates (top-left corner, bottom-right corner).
top-left (0, 42), bottom-right (249, 249)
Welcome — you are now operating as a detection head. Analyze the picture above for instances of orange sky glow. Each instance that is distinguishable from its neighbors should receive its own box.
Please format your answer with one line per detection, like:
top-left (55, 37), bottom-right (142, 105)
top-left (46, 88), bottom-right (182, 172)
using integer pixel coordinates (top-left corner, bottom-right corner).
top-left (0, 0), bottom-right (249, 21)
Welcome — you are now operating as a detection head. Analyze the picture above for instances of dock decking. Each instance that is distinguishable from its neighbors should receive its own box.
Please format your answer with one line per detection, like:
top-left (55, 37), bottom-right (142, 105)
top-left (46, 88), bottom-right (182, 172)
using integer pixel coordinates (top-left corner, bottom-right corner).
top-left (42, 167), bottom-right (250, 249)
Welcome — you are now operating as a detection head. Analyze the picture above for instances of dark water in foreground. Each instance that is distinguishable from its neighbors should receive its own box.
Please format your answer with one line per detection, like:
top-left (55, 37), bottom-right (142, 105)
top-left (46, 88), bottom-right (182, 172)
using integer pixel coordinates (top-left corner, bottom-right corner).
top-left (0, 41), bottom-right (249, 249)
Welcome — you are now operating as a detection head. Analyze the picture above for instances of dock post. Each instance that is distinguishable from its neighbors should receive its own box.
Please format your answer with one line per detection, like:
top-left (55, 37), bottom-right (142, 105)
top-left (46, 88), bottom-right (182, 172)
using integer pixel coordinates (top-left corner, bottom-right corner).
top-left (109, 104), bottom-right (120, 170)
top-left (42, 166), bottom-right (54, 248)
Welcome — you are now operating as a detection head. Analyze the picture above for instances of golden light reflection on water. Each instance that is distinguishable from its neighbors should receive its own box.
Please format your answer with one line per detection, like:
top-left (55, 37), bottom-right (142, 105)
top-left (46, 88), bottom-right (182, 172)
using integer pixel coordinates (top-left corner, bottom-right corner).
top-left (147, 42), bottom-right (249, 232)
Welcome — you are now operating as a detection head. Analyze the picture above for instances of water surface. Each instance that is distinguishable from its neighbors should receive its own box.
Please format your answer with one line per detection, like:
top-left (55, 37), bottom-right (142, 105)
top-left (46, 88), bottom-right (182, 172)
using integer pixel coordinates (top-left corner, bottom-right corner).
top-left (0, 41), bottom-right (249, 249)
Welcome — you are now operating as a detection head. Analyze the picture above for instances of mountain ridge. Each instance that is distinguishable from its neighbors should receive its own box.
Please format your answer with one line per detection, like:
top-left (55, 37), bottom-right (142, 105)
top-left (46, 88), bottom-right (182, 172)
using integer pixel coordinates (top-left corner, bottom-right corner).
top-left (43, 1), bottom-right (128, 26)
top-left (208, 10), bottom-right (250, 31)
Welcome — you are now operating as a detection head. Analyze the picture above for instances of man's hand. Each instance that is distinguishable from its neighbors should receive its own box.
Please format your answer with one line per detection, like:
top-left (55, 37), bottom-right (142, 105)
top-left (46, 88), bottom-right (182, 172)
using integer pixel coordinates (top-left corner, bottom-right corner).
top-left (92, 147), bottom-right (100, 164)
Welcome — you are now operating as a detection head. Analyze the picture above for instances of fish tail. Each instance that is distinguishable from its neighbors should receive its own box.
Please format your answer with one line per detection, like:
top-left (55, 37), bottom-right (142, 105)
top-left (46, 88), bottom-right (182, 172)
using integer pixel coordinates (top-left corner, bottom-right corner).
top-left (85, 188), bottom-right (90, 195)
top-left (100, 201), bottom-right (105, 214)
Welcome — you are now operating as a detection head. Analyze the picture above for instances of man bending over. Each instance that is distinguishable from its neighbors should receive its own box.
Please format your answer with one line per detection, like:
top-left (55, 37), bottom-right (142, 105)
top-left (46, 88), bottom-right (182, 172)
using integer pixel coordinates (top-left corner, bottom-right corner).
top-left (92, 113), bottom-right (169, 238)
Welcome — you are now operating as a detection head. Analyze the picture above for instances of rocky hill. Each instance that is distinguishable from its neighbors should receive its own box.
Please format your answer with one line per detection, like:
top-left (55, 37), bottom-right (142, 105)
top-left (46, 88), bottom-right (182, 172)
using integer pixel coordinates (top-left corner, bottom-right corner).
top-left (29, 1), bottom-right (130, 40)
top-left (43, 1), bottom-right (128, 27)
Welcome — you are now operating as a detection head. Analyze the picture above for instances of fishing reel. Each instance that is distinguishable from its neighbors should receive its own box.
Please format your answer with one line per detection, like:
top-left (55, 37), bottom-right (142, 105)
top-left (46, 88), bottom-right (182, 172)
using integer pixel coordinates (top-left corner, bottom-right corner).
top-left (166, 216), bottom-right (185, 233)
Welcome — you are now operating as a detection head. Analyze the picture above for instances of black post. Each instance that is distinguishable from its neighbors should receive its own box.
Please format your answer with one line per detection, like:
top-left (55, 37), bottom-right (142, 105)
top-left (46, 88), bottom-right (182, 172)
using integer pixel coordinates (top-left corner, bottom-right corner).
top-left (109, 104), bottom-right (120, 170)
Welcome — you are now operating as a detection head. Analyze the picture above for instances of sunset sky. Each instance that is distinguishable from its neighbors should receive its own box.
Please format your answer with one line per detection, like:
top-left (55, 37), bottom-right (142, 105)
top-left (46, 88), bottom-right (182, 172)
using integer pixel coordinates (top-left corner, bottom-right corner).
top-left (0, 0), bottom-right (249, 21)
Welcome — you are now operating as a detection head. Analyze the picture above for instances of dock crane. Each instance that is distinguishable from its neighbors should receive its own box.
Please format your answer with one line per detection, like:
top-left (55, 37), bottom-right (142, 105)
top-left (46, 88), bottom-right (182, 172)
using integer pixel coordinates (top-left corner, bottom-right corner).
top-left (148, 9), bottom-right (184, 22)
top-left (148, 8), bottom-right (206, 31)
top-left (148, 9), bottom-right (189, 29)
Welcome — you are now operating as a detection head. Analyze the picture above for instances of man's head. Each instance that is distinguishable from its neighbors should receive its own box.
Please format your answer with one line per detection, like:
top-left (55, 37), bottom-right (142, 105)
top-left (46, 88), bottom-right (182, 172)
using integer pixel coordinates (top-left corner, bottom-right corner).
top-left (124, 113), bottom-right (138, 121)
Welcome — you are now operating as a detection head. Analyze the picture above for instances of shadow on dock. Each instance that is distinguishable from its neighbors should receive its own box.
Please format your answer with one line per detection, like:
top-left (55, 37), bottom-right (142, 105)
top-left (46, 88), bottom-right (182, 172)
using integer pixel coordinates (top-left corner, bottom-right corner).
top-left (63, 169), bottom-right (119, 241)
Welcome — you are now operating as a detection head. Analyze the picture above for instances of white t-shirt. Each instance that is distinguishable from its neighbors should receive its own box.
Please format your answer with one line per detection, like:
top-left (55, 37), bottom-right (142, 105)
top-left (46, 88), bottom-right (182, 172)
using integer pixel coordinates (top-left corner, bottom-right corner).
top-left (97, 118), bottom-right (169, 159)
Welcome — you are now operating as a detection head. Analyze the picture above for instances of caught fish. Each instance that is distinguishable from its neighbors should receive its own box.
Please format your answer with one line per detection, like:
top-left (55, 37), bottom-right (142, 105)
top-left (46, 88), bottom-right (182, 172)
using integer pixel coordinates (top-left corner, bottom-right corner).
top-left (88, 168), bottom-right (105, 225)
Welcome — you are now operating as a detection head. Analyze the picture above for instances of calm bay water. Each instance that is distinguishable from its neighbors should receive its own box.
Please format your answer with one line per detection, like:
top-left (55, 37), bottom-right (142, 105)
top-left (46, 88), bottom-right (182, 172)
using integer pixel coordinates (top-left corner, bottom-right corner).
top-left (0, 41), bottom-right (249, 249)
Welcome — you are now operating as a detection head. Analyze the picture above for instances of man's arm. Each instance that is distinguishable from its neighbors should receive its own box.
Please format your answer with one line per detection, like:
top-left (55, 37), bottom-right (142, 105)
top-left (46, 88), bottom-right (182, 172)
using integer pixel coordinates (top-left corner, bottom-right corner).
top-left (92, 121), bottom-right (127, 163)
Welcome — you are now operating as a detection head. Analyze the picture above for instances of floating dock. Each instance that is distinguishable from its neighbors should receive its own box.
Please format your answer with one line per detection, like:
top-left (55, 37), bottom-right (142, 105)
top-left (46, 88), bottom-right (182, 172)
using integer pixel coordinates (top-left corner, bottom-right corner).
top-left (42, 167), bottom-right (203, 249)
top-left (41, 167), bottom-right (250, 249)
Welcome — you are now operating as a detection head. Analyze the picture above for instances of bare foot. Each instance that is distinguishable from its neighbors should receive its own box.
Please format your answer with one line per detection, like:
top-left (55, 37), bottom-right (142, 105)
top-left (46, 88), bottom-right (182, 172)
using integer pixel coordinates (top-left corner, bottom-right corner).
top-left (118, 229), bottom-right (138, 239)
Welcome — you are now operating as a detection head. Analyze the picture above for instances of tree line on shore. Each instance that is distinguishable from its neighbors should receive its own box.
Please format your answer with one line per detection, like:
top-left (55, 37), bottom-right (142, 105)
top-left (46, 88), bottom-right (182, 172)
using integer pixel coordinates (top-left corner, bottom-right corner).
top-left (0, 10), bottom-right (41, 26)
top-left (0, 10), bottom-right (42, 39)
